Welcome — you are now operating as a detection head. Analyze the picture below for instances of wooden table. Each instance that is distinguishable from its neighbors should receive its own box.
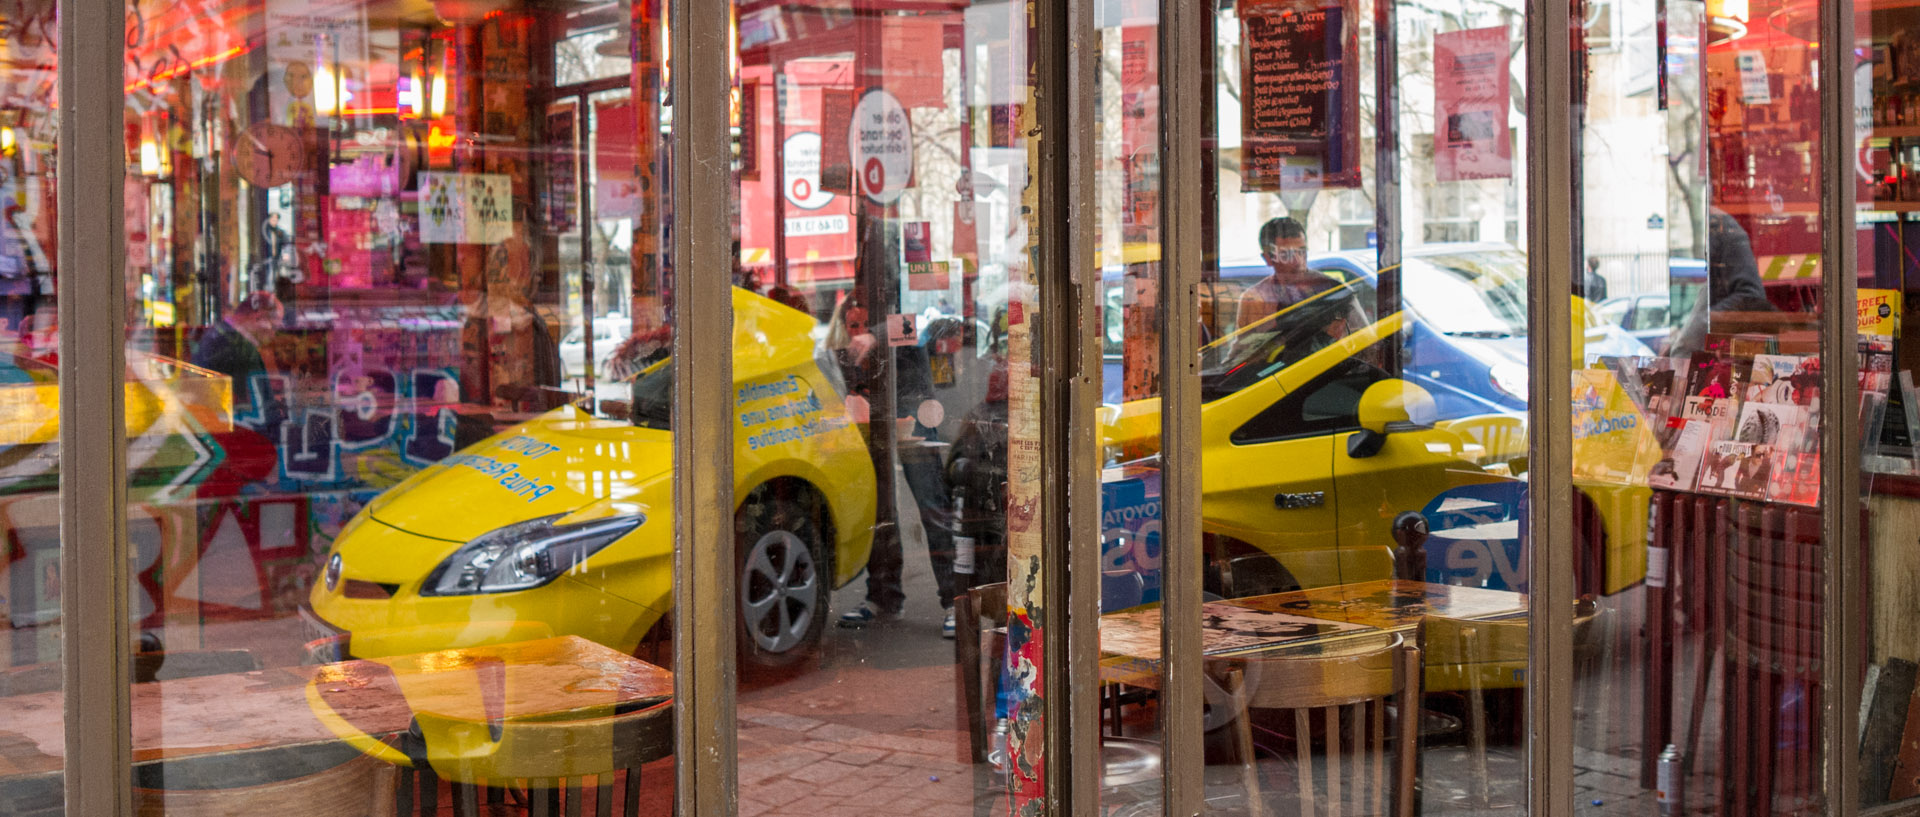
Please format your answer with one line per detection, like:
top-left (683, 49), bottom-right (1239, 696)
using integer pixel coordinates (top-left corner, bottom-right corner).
top-left (1098, 579), bottom-right (1528, 685)
top-left (0, 636), bottom-right (673, 783)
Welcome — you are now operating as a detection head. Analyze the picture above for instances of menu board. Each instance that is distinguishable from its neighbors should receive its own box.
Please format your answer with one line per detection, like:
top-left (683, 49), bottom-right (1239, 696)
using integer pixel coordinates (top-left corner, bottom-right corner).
top-left (1239, 0), bottom-right (1361, 191)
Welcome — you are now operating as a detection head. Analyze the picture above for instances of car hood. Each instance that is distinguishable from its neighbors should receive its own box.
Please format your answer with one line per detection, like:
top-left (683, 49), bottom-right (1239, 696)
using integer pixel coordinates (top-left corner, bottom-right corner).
top-left (365, 406), bottom-right (673, 543)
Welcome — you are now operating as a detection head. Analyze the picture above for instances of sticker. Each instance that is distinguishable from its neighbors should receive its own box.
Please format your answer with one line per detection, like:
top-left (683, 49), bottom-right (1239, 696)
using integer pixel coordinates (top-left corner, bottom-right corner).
top-left (916, 398), bottom-right (946, 429)
top-left (887, 313), bottom-right (918, 347)
top-left (908, 260), bottom-right (950, 291)
top-left (1647, 545), bottom-right (1669, 588)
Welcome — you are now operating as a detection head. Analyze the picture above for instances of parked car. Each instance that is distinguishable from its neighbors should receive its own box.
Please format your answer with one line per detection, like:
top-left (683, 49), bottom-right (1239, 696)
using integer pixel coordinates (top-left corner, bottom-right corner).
top-left (308, 289), bottom-right (878, 675)
top-left (1598, 293), bottom-right (1675, 353)
top-left (1102, 242), bottom-right (1656, 413)
top-left (559, 314), bottom-right (629, 381)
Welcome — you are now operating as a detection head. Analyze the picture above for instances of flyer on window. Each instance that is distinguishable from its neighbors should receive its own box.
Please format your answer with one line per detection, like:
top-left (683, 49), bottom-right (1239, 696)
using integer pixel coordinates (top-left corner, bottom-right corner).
top-left (1434, 26), bottom-right (1513, 181)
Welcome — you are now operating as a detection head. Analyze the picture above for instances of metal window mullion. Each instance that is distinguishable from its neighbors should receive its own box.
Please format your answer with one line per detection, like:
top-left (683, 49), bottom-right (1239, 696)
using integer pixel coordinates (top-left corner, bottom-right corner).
top-left (1038, 0), bottom-right (1102, 808)
top-left (670, 0), bottom-right (737, 813)
top-left (60, 0), bottom-right (132, 809)
top-left (1158, 0), bottom-right (1206, 811)
top-left (1818, 0), bottom-right (1860, 808)
top-left (1523, 0), bottom-right (1575, 813)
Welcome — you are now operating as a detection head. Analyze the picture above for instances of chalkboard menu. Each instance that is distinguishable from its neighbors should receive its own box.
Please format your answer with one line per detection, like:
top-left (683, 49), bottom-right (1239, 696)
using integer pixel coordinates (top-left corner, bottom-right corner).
top-left (1239, 0), bottom-right (1361, 191)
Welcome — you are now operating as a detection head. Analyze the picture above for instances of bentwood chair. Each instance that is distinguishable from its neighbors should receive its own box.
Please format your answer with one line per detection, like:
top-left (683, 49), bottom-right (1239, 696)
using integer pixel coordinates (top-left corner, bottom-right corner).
top-left (403, 698), bottom-right (674, 817)
top-left (956, 582), bottom-right (1165, 816)
top-left (1207, 634), bottom-right (1421, 817)
top-left (1418, 598), bottom-right (1600, 809)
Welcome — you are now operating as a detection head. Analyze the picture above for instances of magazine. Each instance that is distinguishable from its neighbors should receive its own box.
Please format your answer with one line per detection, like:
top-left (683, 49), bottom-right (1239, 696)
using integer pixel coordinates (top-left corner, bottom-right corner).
top-left (1696, 440), bottom-right (1770, 499)
top-left (1648, 417), bottom-right (1712, 491)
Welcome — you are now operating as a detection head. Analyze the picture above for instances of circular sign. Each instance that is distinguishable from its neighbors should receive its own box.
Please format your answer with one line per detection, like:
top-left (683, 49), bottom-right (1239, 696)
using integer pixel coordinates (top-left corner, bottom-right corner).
top-left (781, 131), bottom-right (834, 210)
top-left (848, 89), bottom-right (912, 205)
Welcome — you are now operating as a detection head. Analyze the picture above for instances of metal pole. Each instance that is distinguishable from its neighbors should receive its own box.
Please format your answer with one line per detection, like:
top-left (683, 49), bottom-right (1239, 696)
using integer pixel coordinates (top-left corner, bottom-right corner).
top-left (1373, 0), bottom-right (1402, 372)
top-left (1037, 0), bottom-right (1100, 809)
top-left (1159, 0), bottom-right (1206, 811)
top-left (671, 0), bottom-right (737, 813)
top-left (1818, 0), bottom-right (1861, 808)
top-left (1524, 0), bottom-right (1576, 812)
top-left (60, 0), bottom-right (131, 809)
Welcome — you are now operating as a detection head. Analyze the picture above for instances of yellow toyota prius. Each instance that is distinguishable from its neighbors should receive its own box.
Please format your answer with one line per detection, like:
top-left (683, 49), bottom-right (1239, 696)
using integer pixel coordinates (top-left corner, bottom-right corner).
top-left (306, 289), bottom-right (877, 673)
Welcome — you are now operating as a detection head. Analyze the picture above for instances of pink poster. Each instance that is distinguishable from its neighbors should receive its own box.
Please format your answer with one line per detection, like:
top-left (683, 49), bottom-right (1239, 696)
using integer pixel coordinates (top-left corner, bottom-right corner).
top-left (1434, 26), bottom-right (1512, 181)
top-left (594, 100), bottom-right (638, 219)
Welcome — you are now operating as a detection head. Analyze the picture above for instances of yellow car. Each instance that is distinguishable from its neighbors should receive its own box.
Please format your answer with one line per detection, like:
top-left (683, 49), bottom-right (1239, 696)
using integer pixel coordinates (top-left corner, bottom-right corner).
top-left (1100, 280), bottom-right (1644, 597)
top-left (306, 289), bottom-right (878, 673)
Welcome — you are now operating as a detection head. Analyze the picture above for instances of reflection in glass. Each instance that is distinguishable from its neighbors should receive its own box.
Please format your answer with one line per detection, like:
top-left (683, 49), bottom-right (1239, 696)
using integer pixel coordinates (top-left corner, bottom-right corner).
top-left (115, 0), bottom-right (678, 813)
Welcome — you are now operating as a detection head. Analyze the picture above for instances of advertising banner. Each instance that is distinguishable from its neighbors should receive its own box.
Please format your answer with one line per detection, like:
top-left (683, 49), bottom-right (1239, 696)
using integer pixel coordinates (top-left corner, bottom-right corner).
top-left (1434, 26), bottom-right (1513, 182)
top-left (1238, 0), bottom-right (1361, 191)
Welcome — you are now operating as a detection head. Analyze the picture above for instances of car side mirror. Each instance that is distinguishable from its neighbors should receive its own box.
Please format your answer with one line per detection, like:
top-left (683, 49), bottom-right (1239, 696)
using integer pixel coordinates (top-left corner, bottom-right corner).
top-left (1349, 379), bottom-right (1438, 459)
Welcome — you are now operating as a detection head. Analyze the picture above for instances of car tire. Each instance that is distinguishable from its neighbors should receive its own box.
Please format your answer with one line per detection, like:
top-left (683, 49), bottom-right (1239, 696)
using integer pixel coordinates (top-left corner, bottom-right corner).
top-left (735, 485), bottom-right (831, 677)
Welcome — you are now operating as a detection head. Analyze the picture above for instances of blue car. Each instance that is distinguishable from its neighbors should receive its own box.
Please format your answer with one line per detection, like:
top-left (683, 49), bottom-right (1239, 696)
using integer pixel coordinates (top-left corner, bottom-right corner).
top-left (1100, 242), bottom-right (1655, 418)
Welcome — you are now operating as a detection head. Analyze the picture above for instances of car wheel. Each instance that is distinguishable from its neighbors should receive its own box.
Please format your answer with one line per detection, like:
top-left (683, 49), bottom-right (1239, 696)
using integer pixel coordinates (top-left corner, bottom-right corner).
top-left (735, 490), bottom-right (829, 676)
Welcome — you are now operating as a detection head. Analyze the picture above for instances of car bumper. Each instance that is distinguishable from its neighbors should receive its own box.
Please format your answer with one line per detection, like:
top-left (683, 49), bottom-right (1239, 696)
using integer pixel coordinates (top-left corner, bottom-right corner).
top-left (307, 574), bottom-right (664, 660)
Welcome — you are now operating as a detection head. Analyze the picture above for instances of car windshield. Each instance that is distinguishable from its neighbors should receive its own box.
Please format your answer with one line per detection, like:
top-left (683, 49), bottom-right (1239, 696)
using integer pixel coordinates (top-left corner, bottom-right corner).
top-left (628, 359), bottom-right (672, 429)
top-left (1399, 250), bottom-right (1529, 338)
top-left (1199, 279), bottom-right (1376, 402)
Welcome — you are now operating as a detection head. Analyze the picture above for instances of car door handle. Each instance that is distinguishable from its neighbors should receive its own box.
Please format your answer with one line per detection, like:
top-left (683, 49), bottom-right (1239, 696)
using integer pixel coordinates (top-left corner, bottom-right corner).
top-left (1274, 492), bottom-right (1326, 510)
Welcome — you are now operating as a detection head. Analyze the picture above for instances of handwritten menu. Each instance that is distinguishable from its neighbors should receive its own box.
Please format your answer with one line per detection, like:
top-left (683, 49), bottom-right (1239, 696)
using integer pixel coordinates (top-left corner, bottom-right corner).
top-left (1239, 0), bottom-right (1361, 191)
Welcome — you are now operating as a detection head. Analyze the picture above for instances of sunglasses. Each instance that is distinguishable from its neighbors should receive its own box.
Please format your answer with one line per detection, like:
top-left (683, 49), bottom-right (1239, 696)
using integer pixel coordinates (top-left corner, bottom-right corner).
top-left (1263, 247), bottom-right (1307, 262)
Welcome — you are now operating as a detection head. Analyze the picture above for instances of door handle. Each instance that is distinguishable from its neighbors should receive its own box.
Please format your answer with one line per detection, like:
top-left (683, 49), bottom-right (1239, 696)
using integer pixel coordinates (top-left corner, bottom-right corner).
top-left (1273, 491), bottom-right (1326, 510)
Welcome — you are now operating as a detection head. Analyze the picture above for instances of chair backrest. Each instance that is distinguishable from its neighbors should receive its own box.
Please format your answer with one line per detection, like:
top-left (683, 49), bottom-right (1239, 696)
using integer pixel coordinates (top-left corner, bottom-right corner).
top-left (955, 582), bottom-right (1010, 764)
top-left (1206, 635), bottom-right (1420, 817)
top-left (1421, 599), bottom-right (1601, 691)
top-left (412, 698), bottom-right (673, 785)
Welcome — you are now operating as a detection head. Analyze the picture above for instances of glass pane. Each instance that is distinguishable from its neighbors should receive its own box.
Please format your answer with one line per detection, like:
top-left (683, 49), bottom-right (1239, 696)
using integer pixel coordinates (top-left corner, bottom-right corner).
top-left (1101, 0), bottom-right (1538, 812)
top-left (1858, 0), bottom-right (1920, 810)
top-left (0, 0), bottom-right (60, 810)
top-left (1095, 3), bottom-right (1167, 813)
top-left (122, 0), bottom-right (676, 813)
top-left (729, 2), bottom-right (1048, 813)
top-left (1575, 0), bottom-right (1831, 810)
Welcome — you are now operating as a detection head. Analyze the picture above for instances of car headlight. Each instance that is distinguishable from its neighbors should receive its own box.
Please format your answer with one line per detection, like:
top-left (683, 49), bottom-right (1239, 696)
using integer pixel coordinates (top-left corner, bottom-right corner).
top-left (1489, 362), bottom-right (1530, 401)
top-left (421, 513), bottom-right (644, 596)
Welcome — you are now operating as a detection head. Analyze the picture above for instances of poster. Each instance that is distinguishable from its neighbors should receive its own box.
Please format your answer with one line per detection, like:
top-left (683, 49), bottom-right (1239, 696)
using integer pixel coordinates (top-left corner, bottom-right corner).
top-left (849, 89), bottom-right (914, 205)
top-left (1433, 26), bottom-right (1513, 182)
top-left (418, 172), bottom-right (512, 245)
top-left (1120, 25), bottom-right (1160, 242)
top-left (594, 100), bottom-right (638, 220)
top-left (545, 109), bottom-right (578, 232)
top-left (1238, 0), bottom-right (1361, 191)
top-left (1860, 288), bottom-right (1903, 337)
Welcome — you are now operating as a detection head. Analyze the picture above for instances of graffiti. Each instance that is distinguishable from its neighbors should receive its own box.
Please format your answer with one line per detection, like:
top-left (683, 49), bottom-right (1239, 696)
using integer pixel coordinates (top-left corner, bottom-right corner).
top-left (231, 366), bottom-right (460, 489)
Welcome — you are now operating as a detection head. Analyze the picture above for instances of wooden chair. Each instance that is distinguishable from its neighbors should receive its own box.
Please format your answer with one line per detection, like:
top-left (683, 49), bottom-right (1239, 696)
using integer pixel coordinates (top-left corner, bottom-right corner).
top-left (1418, 598), bottom-right (1600, 809)
top-left (1206, 634), bottom-right (1420, 817)
top-left (955, 582), bottom-right (1010, 765)
top-left (403, 698), bottom-right (673, 817)
top-left (955, 582), bottom-right (1164, 814)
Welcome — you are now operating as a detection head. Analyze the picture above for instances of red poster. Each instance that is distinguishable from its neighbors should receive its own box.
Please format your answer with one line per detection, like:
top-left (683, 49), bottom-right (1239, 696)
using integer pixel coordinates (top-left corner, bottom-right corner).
top-left (1238, 0), bottom-right (1362, 191)
top-left (952, 201), bottom-right (978, 262)
top-left (819, 87), bottom-right (856, 195)
top-left (1120, 25), bottom-right (1160, 243)
top-left (876, 17), bottom-right (947, 109)
top-left (594, 100), bottom-right (637, 220)
top-left (1434, 27), bottom-right (1513, 181)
